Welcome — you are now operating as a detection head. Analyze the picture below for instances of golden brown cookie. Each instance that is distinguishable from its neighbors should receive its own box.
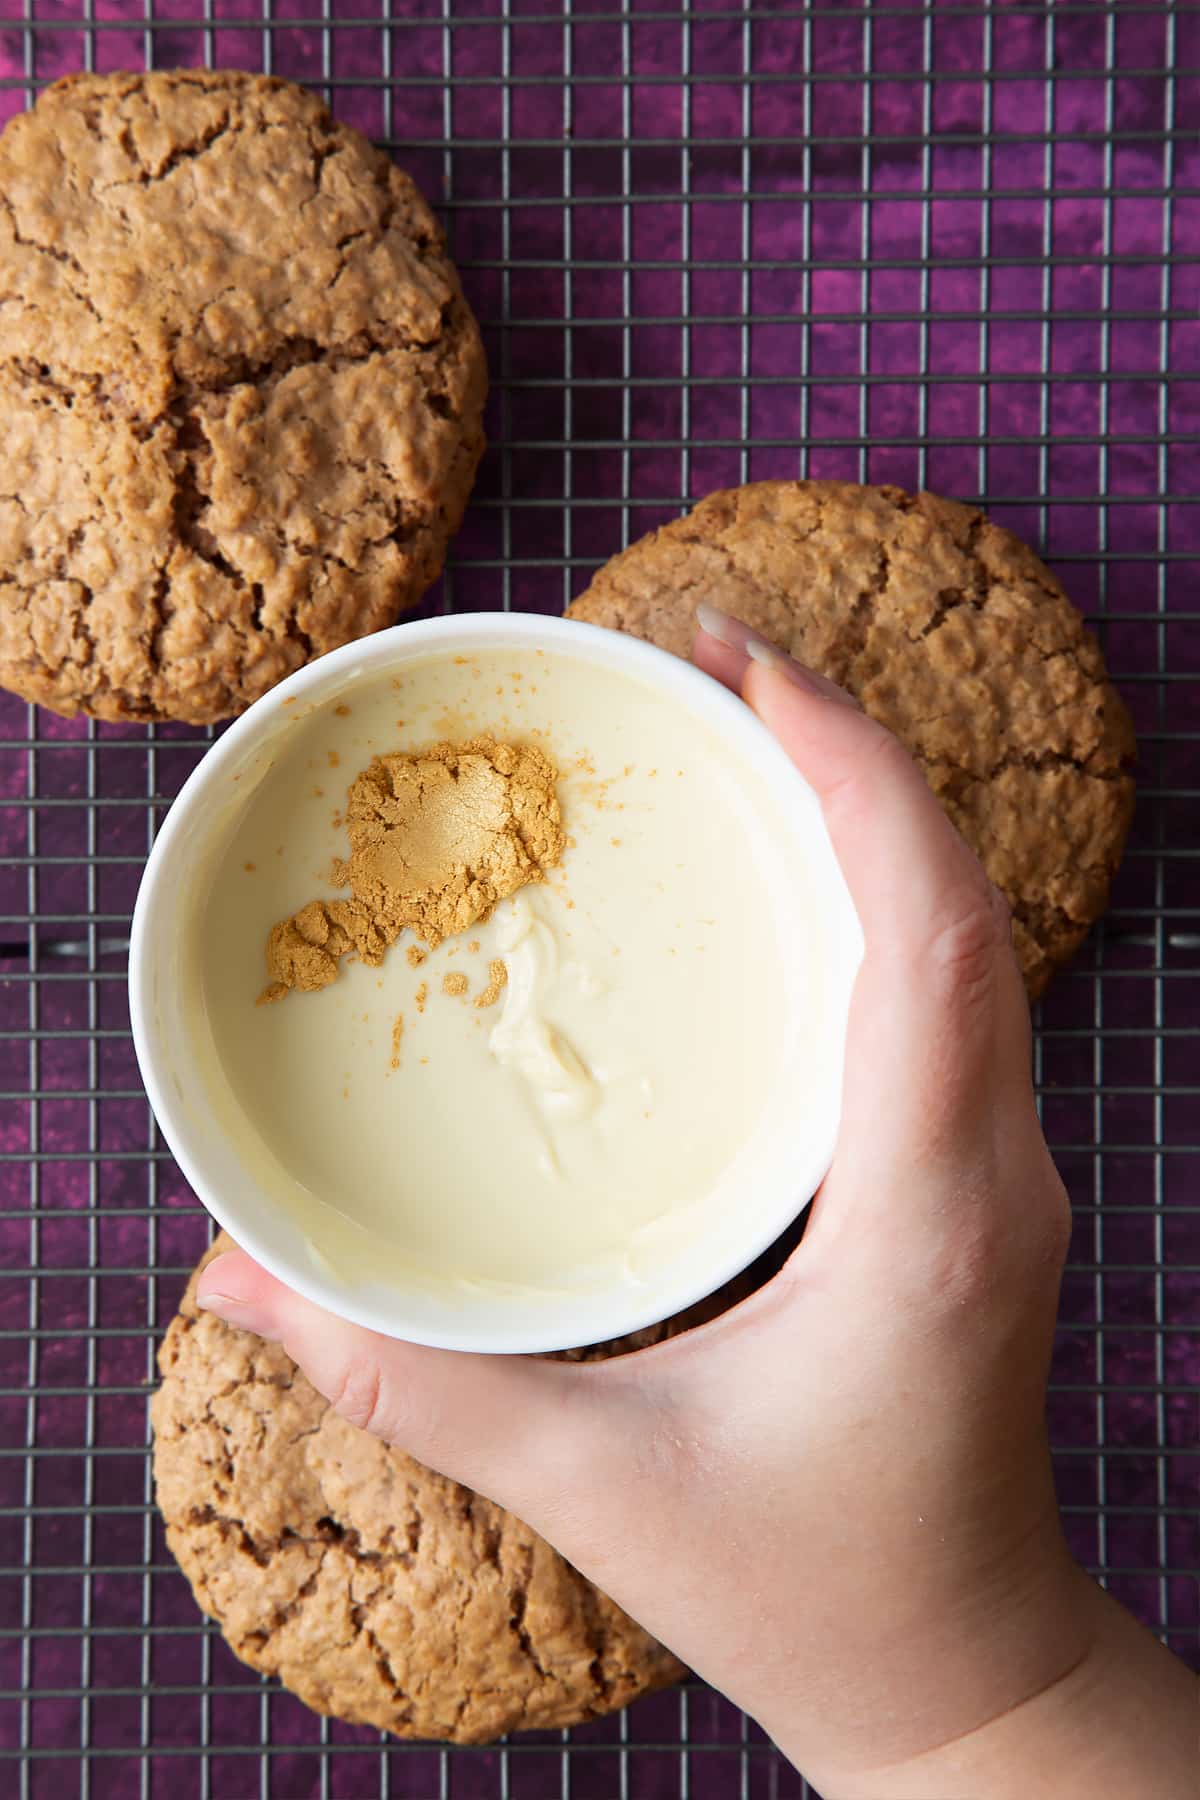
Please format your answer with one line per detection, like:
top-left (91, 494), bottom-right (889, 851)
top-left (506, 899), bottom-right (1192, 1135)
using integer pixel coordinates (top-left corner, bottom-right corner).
top-left (0, 71), bottom-right (486, 723)
top-left (151, 1235), bottom-right (684, 1743)
top-left (567, 481), bottom-right (1136, 998)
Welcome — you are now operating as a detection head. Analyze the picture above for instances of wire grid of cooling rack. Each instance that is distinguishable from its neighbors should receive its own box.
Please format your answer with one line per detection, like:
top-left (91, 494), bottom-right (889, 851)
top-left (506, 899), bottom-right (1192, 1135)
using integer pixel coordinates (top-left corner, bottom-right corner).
top-left (0, 1), bottom-right (1197, 1797)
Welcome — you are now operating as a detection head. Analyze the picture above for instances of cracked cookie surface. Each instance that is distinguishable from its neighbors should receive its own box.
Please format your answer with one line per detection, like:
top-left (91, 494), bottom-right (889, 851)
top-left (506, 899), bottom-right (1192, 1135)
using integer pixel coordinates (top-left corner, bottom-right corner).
top-left (0, 70), bottom-right (487, 722)
top-left (151, 1235), bottom-right (684, 1743)
top-left (566, 480), bottom-right (1136, 998)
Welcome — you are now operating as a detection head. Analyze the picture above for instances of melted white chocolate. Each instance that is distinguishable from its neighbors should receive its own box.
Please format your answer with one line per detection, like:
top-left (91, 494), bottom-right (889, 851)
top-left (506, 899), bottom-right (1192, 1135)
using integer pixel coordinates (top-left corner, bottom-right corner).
top-left (186, 645), bottom-right (844, 1301)
top-left (488, 893), bottom-right (598, 1123)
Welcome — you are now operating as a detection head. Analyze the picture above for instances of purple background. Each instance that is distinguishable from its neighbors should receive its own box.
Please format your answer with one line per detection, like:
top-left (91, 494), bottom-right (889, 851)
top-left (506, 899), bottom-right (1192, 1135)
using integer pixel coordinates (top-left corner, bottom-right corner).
top-left (0, 1), bottom-right (1197, 1795)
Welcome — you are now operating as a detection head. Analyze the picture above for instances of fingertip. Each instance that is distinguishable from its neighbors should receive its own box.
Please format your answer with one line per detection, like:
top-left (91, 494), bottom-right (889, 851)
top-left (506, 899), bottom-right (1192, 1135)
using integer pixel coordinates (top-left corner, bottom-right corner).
top-left (744, 640), bottom-right (858, 707)
top-left (692, 620), bottom-right (751, 694)
top-left (693, 603), bottom-right (859, 714)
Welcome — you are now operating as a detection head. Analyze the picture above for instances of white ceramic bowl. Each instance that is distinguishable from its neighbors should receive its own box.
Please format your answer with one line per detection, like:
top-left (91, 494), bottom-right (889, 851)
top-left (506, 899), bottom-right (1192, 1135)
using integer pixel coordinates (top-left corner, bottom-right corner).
top-left (130, 613), bottom-right (862, 1352)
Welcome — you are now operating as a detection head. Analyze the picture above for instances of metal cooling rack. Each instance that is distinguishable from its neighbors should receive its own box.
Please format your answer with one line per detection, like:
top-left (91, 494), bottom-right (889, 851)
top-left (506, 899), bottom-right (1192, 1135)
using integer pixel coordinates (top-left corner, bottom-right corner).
top-left (1, 3), bottom-right (1197, 1798)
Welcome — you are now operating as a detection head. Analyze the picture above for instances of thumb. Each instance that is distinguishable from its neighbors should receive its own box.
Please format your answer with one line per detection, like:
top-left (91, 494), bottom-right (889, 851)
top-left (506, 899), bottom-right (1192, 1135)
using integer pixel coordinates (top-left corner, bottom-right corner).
top-left (194, 1248), bottom-right (613, 1515)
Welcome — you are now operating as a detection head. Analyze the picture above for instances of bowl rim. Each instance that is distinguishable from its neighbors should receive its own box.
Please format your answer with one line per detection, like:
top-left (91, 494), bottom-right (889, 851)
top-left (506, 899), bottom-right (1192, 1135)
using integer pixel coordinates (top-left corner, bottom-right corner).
top-left (130, 611), bottom-right (862, 1351)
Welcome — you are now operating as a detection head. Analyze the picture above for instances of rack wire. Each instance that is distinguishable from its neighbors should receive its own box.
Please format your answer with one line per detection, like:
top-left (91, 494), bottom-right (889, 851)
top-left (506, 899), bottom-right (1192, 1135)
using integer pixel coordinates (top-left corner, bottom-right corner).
top-left (1, 1), bottom-right (1197, 1796)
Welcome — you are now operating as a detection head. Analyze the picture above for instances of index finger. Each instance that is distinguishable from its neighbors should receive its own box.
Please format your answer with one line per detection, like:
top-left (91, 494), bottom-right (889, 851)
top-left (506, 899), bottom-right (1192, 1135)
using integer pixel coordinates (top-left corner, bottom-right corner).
top-left (694, 610), bottom-right (997, 983)
top-left (693, 612), bottom-right (1034, 1172)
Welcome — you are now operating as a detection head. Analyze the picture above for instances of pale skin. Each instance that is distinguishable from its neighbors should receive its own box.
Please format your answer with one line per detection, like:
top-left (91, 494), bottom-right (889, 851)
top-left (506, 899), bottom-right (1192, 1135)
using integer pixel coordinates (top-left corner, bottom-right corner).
top-left (197, 608), bottom-right (1198, 1797)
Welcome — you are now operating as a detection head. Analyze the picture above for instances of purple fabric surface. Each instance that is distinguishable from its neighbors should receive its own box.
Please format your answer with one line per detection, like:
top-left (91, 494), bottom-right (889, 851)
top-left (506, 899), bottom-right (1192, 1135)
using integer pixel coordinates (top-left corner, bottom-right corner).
top-left (0, 1), bottom-right (1197, 1795)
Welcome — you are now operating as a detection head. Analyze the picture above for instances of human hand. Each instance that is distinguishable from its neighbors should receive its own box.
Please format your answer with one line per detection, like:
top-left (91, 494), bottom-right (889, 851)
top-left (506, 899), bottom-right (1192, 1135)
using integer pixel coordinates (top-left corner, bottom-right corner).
top-left (195, 609), bottom-right (1195, 1797)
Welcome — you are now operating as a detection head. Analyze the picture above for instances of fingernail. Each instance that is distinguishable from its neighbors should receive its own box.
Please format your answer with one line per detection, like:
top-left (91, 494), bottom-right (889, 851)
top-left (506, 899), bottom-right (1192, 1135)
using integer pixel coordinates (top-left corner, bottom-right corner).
top-left (695, 600), bottom-right (755, 651)
top-left (695, 602), bottom-right (856, 706)
top-left (745, 639), bottom-right (858, 707)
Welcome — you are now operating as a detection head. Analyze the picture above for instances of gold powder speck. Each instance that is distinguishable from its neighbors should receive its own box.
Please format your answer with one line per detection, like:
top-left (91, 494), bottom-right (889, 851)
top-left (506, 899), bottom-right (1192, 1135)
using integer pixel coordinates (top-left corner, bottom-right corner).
top-left (257, 736), bottom-right (564, 1003)
top-left (334, 704), bottom-right (351, 717)
top-left (327, 750), bottom-right (340, 769)
top-left (442, 971), bottom-right (469, 998)
top-left (390, 1014), bottom-right (404, 1071)
top-left (243, 861), bottom-right (256, 873)
top-left (415, 982), bottom-right (428, 1013)
top-left (468, 939), bottom-right (480, 954)
top-left (311, 786), bottom-right (325, 798)
top-left (610, 838), bottom-right (621, 848)
top-left (474, 960), bottom-right (508, 1009)
top-left (406, 945), bottom-right (426, 968)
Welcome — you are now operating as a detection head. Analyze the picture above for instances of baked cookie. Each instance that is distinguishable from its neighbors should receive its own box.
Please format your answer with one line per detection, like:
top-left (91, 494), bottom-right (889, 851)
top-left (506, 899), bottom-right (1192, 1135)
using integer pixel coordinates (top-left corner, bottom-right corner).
top-left (151, 1235), bottom-right (684, 1743)
top-left (0, 71), bottom-right (486, 723)
top-left (567, 481), bottom-right (1136, 998)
